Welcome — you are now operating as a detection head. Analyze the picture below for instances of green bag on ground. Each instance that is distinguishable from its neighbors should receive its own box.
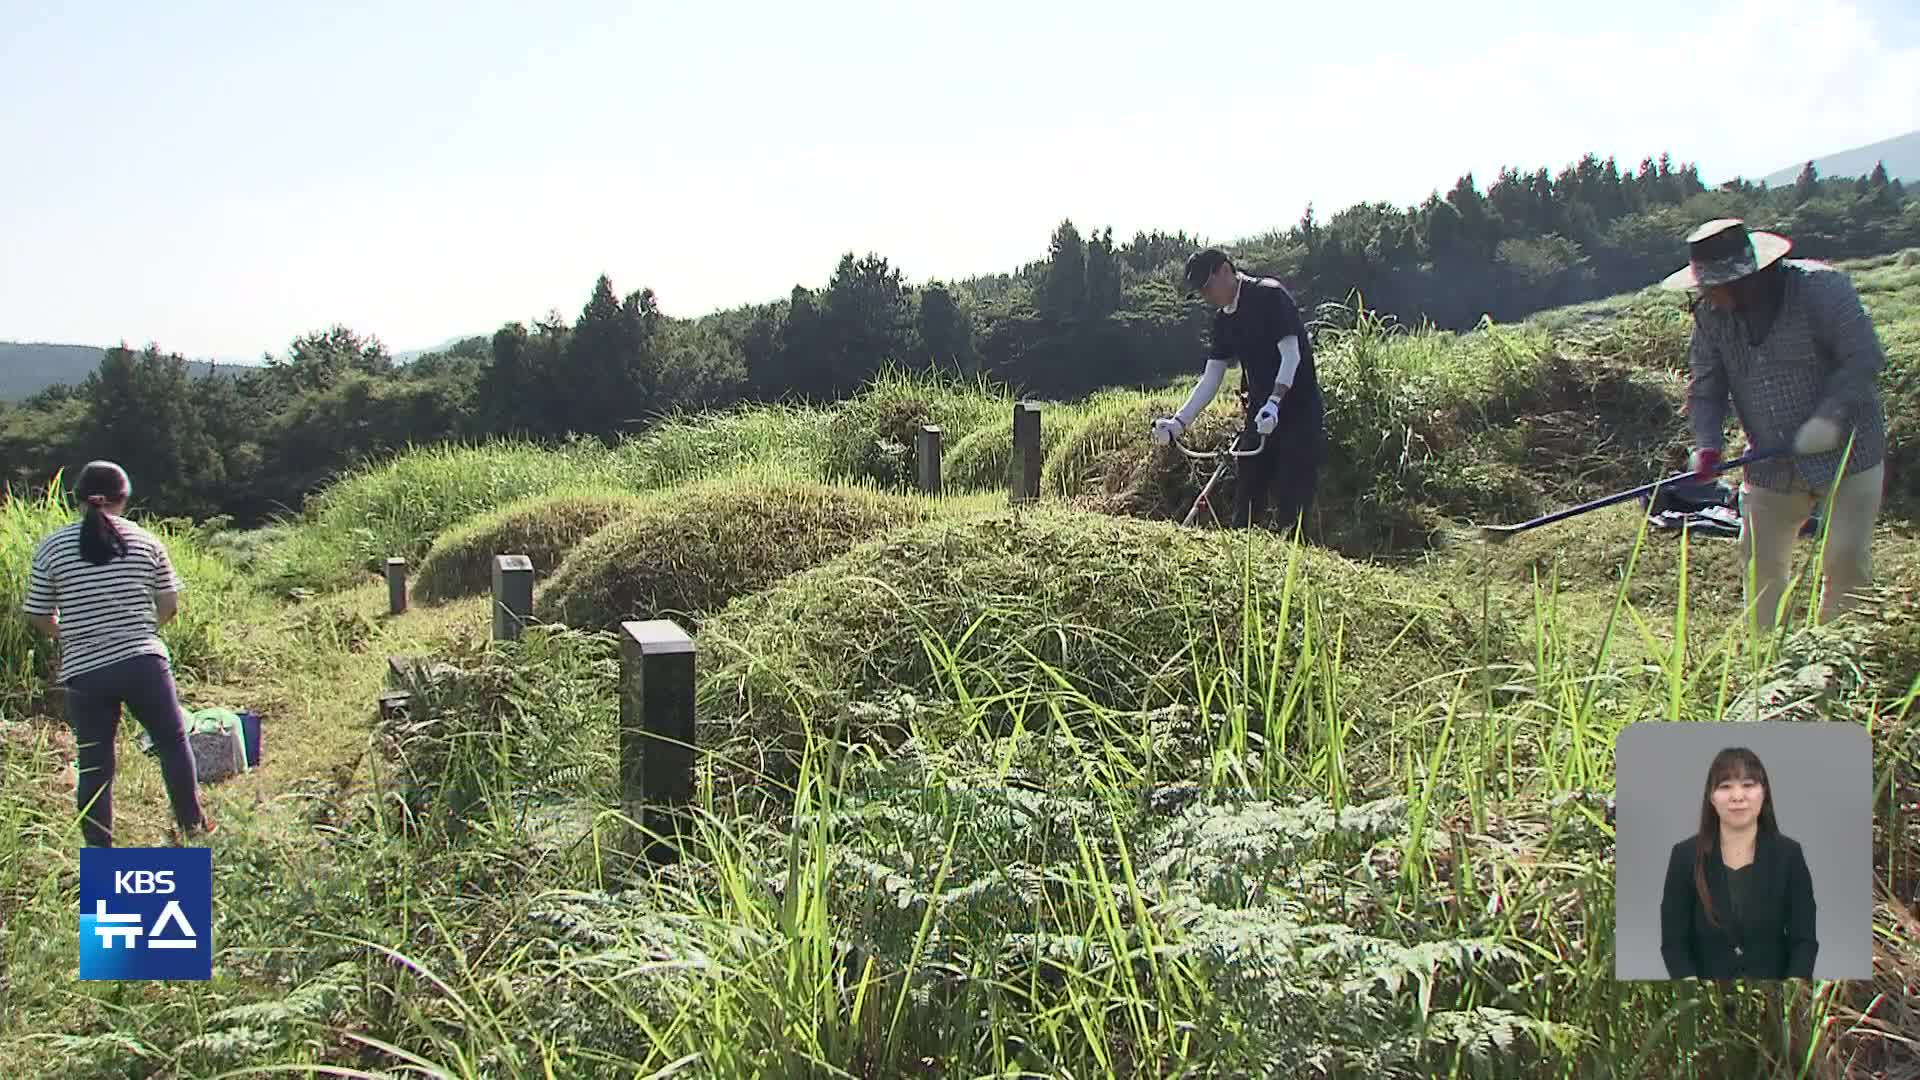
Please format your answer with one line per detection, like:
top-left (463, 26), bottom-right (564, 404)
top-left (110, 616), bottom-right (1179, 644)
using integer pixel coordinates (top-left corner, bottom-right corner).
top-left (184, 707), bottom-right (249, 780)
top-left (140, 707), bottom-right (251, 781)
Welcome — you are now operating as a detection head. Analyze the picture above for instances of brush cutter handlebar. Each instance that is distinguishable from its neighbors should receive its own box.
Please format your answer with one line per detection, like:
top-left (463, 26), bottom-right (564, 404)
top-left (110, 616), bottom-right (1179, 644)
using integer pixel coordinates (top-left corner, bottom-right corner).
top-left (1171, 430), bottom-right (1268, 528)
top-left (1171, 431), bottom-right (1268, 461)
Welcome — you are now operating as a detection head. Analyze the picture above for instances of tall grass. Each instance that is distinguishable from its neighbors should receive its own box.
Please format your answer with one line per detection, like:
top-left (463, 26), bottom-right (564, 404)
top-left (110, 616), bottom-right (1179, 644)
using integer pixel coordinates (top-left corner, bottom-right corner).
top-left (0, 522), bottom-right (1912, 1077)
top-left (2, 255), bottom-right (1914, 1077)
top-left (0, 479), bottom-right (66, 705)
top-left (820, 364), bottom-right (1016, 490)
top-left (615, 402), bottom-right (839, 488)
top-left (2, 473), bottom-right (250, 710)
top-left (262, 439), bottom-right (638, 593)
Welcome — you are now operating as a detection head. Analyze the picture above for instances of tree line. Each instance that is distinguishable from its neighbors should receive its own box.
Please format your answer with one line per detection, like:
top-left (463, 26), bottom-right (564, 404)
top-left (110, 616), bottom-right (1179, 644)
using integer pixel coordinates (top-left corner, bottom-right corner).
top-left (3, 152), bottom-right (1914, 527)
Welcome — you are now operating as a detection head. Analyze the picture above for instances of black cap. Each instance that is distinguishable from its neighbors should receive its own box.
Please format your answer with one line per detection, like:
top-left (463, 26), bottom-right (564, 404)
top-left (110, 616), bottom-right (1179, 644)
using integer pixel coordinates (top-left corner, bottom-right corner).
top-left (1183, 248), bottom-right (1231, 295)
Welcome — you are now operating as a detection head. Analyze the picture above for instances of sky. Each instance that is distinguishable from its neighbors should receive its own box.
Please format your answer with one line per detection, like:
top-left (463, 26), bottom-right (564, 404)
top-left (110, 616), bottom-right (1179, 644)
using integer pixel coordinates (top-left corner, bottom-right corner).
top-left (4, 0), bottom-right (1918, 363)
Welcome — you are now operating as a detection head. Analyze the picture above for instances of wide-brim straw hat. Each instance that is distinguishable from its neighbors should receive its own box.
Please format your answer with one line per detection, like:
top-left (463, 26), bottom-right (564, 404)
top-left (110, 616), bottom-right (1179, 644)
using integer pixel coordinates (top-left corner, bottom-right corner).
top-left (1660, 218), bottom-right (1792, 290)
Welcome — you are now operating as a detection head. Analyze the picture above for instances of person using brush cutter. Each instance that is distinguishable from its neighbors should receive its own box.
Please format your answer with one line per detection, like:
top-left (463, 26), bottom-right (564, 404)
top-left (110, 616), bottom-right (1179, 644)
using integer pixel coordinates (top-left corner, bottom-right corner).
top-left (1150, 248), bottom-right (1325, 533)
top-left (1668, 218), bottom-right (1889, 631)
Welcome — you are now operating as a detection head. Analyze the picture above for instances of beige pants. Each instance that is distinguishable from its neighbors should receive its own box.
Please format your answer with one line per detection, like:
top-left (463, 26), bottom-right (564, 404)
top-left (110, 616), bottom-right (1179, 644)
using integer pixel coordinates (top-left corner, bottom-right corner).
top-left (1738, 463), bottom-right (1884, 630)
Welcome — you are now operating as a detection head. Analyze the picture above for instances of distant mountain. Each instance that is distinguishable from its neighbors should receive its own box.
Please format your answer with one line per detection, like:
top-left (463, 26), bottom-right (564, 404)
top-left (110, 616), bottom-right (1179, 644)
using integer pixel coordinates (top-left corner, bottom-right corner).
top-left (392, 334), bottom-right (481, 364)
top-left (0, 342), bottom-right (253, 403)
top-left (1760, 129), bottom-right (1919, 187)
top-left (0, 331), bottom-right (486, 402)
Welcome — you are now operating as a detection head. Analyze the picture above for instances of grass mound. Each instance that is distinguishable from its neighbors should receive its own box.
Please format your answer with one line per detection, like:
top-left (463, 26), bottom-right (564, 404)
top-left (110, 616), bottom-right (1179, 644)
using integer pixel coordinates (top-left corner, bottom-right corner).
top-left (1039, 387), bottom-right (1172, 500)
top-left (1851, 250), bottom-right (1920, 510)
top-left (822, 365), bottom-right (1014, 488)
top-left (264, 439), bottom-right (636, 593)
top-left (534, 478), bottom-right (941, 633)
top-left (696, 506), bottom-right (1503, 769)
top-left (614, 402), bottom-right (838, 487)
top-left (413, 489), bottom-right (657, 602)
top-left (943, 403), bottom-right (1078, 492)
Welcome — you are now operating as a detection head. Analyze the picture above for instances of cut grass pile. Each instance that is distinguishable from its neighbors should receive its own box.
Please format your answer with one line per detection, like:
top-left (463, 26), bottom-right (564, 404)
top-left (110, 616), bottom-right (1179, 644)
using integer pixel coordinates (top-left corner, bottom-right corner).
top-left (692, 506), bottom-right (1513, 777)
top-left (412, 488), bottom-right (658, 603)
top-left (533, 478), bottom-right (987, 634)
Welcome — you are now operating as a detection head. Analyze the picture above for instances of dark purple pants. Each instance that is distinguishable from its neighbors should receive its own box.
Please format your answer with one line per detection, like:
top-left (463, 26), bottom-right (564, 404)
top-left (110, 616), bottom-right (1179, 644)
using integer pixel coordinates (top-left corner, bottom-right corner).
top-left (63, 652), bottom-right (206, 846)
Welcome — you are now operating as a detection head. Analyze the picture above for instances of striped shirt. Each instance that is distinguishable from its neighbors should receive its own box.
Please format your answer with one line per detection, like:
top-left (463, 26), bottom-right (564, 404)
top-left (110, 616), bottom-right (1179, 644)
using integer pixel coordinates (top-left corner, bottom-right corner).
top-left (21, 516), bottom-right (185, 684)
top-left (1686, 259), bottom-right (1888, 493)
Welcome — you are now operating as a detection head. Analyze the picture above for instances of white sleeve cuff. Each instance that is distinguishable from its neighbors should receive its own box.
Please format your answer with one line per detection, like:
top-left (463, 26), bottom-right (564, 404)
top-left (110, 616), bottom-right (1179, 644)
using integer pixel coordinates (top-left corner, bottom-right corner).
top-left (1274, 335), bottom-right (1300, 394)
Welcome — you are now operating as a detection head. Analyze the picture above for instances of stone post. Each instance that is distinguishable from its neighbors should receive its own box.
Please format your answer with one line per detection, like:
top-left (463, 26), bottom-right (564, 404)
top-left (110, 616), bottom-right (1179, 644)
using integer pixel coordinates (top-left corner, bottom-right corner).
top-left (917, 424), bottom-right (942, 494)
top-left (386, 557), bottom-right (408, 615)
top-left (1012, 402), bottom-right (1041, 503)
top-left (619, 619), bottom-right (696, 864)
top-left (491, 554), bottom-right (533, 642)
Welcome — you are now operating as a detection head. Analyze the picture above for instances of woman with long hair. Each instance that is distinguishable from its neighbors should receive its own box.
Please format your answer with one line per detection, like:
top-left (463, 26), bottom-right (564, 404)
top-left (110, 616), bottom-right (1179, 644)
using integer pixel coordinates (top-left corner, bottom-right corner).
top-left (20, 461), bottom-right (214, 846)
top-left (1658, 746), bottom-right (1817, 979)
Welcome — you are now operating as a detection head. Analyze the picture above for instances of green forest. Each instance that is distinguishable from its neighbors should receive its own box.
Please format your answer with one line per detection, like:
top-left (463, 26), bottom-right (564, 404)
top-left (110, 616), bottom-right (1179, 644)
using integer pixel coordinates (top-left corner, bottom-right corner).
top-left (4, 152), bottom-right (1914, 526)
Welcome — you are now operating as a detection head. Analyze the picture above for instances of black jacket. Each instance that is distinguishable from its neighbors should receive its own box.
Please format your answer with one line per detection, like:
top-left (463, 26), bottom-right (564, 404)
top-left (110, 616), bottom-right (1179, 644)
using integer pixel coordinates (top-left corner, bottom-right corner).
top-left (1659, 829), bottom-right (1817, 980)
top-left (1208, 275), bottom-right (1323, 437)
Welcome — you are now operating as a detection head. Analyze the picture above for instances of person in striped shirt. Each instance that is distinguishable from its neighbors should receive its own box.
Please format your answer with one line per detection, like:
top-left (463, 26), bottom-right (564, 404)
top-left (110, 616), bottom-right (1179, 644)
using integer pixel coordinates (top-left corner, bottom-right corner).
top-left (21, 460), bottom-right (214, 846)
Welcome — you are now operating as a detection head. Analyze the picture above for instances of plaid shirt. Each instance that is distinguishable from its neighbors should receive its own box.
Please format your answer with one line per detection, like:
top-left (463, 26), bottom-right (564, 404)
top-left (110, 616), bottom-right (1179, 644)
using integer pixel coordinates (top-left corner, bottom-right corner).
top-left (1686, 260), bottom-right (1887, 493)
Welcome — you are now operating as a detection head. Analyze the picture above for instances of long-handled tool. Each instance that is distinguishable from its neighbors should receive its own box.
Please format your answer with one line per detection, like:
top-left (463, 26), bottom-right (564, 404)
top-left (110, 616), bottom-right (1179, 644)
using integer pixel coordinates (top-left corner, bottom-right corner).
top-left (1476, 447), bottom-right (1786, 544)
top-left (1171, 430), bottom-right (1268, 527)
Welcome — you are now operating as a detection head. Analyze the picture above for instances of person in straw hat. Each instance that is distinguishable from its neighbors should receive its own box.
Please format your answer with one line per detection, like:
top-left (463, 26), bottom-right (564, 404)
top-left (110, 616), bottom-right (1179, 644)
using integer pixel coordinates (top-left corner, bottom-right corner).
top-left (1666, 218), bottom-right (1888, 632)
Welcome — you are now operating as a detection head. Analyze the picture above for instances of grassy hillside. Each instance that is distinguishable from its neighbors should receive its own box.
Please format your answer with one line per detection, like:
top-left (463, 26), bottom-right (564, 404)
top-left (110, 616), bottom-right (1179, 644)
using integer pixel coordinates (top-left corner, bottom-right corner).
top-left (2, 252), bottom-right (1917, 1078)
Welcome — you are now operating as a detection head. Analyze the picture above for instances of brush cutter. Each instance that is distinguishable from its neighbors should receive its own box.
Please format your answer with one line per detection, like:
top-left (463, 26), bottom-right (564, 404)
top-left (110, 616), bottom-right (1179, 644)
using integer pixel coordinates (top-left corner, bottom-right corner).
top-left (1171, 430), bottom-right (1269, 527)
top-left (1476, 446), bottom-right (1786, 544)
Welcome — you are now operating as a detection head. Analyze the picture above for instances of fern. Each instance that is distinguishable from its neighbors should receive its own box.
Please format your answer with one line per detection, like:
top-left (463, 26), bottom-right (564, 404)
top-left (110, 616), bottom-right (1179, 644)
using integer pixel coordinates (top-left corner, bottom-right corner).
top-left (1320, 936), bottom-right (1526, 1001)
top-left (1721, 620), bottom-right (1874, 723)
top-left (202, 959), bottom-right (362, 1029)
top-left (34, 1033), bottom-right (164, 1072)
top-left (1142, 796), bottom-right (1409, 906)
top-left (1421, 1006), bottom-right (1589, 1070)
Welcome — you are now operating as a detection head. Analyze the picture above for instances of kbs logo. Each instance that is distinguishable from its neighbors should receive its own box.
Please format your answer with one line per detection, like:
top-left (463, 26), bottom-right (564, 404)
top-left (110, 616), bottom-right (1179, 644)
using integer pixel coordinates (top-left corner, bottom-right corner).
top-left (115, 870), bottom-right (177, 893)
top-left (79, 848), bottom-right (211, 981)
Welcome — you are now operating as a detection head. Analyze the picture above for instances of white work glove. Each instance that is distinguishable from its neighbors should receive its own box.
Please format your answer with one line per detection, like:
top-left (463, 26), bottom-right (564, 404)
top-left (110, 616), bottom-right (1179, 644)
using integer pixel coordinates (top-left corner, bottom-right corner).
top-left (1254, 397), bottom-right (1281, 436)
top-left (1793, 415), bottom-right (1841, 455)
top-left (1151, 416), bottom-right (1185, 446)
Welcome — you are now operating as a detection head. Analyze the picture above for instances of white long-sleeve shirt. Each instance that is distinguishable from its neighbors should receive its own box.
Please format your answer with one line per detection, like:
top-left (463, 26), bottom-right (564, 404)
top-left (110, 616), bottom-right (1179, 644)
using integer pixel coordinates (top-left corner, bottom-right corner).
top-left (1175, 322), bottom-right (1301, 427)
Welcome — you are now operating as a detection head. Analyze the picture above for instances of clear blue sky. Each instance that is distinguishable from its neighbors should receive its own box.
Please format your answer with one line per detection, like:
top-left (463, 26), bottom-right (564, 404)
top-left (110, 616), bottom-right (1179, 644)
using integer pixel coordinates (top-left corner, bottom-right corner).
top-left (4, 0), bottom-right (1917, 362)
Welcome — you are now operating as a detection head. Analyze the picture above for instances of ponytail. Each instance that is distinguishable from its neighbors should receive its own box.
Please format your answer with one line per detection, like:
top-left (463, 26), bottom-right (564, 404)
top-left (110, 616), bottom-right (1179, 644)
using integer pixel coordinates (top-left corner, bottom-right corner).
top-left (78, 495), bottom-right (129, 566)
top-left (72, 461), bottom-right (132, 566)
